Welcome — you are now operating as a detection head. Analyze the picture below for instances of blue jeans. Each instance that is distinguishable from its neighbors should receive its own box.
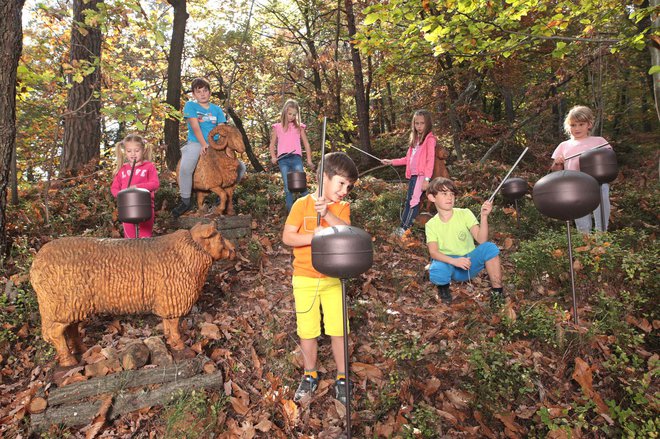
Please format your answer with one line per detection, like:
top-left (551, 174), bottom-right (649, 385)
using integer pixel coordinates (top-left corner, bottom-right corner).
top-left (278, 154), bottom-right (308, 212)
top-left (429, 242), bottom-right (500, 285)
top-left (574, 183), bottom-right (610, 233)
top-left (400, 176), bottom-right (420, 230)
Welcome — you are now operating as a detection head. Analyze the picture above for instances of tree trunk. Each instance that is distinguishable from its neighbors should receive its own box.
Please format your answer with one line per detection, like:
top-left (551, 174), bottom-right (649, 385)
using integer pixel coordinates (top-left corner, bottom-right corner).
top-left (386, 81), bottom-right (395, 131)
top-left (344, 0), bottom-right (372, 157)
top-left (0, 0), bottom-right (26, 264)
top-left (650, 0), bottom-right (660, 122)
top-left (60, 0), bottom-right (103, 173)
top-left (225, 106), bottom-right (264, 172)
top-left (164, 0), bottom-right (188, 171)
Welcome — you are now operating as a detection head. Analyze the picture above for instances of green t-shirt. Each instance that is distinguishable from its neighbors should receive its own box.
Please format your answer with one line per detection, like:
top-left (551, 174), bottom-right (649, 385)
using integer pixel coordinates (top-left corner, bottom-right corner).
top-left (425, 208), bottom-right (478, 256)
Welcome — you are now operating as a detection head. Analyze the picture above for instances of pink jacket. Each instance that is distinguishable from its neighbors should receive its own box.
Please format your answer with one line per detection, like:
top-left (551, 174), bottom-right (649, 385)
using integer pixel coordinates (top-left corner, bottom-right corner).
top-left (111, 161), bottom-right (160, 205)
top-left (392, 132), bottom-right (436, 207)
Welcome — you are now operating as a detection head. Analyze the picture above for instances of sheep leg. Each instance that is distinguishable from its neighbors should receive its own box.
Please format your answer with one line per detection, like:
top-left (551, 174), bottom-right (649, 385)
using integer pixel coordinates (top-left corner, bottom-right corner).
top-left (65, 323), bottom-right (86, 354)
top-left (46, 322), bottom-right (78, 367)
top-left (224, 187), bottom-right (235, 216)
top-left (210, 188), bottom-right (228, 215)
top-left (196, 192), bottom-right (208, 213)
top-left (163, 317), bottom-right (184, 350)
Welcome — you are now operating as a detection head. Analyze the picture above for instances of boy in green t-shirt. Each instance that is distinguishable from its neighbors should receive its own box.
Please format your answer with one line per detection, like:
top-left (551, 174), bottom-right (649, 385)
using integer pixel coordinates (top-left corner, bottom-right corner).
top-left (425, 177), bottom-right (503, 305)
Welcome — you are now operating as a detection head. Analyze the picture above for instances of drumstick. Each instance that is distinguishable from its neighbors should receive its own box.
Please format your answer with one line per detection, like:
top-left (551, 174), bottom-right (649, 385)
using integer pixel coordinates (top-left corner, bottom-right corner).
top-left (317, 117), bottom-right (327, 226)
top-left (563, 142), bottom-right (610, 160)
top-left (488, 147), bottom-right (529, 203)
top-left (347, 144), bottom-right (382, 161)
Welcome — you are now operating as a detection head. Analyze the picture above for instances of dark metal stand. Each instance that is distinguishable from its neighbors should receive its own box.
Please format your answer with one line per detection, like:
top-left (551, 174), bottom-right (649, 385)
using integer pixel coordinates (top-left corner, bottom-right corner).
top-left (514, 199), bottom-right (520, 228)
top-left (340, 279), bottom-right (352, 439)
top-left (566, 221), bottom-right (578, 324)
top-left (133, 224), bottom-right (139, 239)
top-left (598, 184), bottom-right (606, 232)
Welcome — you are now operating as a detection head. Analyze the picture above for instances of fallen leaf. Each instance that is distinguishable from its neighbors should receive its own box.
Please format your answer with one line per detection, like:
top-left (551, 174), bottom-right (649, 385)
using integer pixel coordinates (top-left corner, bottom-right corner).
top-left (572, 357), bottom-right (610, 417)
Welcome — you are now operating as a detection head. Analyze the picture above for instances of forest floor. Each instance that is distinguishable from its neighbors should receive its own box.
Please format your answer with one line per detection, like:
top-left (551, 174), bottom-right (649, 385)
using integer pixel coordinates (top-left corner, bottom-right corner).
top-left (0, 138), bottom-right (658, 438)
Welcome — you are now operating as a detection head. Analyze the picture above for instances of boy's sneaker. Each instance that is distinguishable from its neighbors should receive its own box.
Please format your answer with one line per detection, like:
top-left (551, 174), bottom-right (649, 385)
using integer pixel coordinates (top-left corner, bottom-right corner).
top-left (171, 198), bottom-right (192, 218)
top-left (294, 375), bottom-right (319, 402)
top-left (437, 284), bottom-right (452, 304)
top-left (334, 378), bottom-right (351, 405)
top-left (392, 227), bottom-right (406, 238)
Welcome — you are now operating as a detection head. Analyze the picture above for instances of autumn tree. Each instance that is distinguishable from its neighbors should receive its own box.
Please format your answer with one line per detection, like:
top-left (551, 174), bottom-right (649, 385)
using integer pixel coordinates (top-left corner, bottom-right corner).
top-left (164, 0), bottom-right (188, 171)
top-left (0, 0), bottom-right (26, 261)
top-left (60, 0), bottom-right (103, 173)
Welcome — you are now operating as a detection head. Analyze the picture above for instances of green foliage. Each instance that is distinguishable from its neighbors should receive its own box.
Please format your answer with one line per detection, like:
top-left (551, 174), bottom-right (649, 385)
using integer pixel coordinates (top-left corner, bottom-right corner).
top-left (0, 286), bottom-right (40, 344)
top-left (380, 330), bottom-right (425, 363)
top-left (401, 403), bottom-right (443, 439)
top-left (502, 304), bottom-right (562, 348)
top-left (467, 336), bottom-right (536, 412)
top-left (163, 390), bottom-right (226, 438)
top-left (351, 177), bottom-right (405, 234)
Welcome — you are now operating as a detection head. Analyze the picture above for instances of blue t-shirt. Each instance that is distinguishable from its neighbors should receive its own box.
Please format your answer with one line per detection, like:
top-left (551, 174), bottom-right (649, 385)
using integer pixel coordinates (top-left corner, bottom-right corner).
top-left (183, 101), bottom-right (227, 143)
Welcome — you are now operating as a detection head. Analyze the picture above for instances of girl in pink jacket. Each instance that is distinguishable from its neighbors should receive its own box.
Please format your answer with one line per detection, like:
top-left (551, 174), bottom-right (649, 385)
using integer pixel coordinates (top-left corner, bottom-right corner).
top-left (382, 110), bottom-right (436, 237)
top-left (111, 134), bottom-right (160, 238)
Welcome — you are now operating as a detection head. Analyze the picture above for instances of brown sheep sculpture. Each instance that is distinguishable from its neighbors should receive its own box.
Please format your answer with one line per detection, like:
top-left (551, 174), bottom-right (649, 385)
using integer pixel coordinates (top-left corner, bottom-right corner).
top-left (178, 124), bottom-right (246, 216)
top-left (30, 223), bottom-right (235, 367)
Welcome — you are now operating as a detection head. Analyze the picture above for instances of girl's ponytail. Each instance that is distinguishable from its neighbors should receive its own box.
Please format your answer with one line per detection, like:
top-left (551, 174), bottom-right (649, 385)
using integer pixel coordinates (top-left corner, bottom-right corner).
top-left (114, 141), bottom-right (125, 176)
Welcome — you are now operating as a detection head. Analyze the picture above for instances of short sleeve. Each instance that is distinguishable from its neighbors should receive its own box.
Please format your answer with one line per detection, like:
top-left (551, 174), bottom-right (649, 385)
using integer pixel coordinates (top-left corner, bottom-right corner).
top-left (183, 101), bottom-right (196, 119)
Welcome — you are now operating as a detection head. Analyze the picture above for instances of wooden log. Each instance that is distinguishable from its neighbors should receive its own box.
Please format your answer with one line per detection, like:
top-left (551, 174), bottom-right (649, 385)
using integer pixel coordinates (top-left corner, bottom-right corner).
top-left (31, 371), bottom-right (224, 430)
top-left (46, 358), bottom-right (204, 406)
top-left (177, 214), bottom-right (251, 236)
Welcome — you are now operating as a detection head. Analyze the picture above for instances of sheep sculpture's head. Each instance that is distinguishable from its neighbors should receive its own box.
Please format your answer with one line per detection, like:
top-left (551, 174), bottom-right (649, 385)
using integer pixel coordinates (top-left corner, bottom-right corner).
top-left (190, 223), bottom-right (235, 260)
top-left (207, 125), bottom-right (246, 158)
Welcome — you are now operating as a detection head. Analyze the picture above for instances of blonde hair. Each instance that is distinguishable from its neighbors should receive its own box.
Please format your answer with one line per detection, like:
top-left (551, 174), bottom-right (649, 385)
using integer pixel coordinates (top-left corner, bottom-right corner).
top-left (409, 110), bottom-right (433, 147)
top-left (280, 99), bottom-right (301, 129)
top-left (563, 105), bottom-right (595, 137)
top-left (114, 134), bottom-right (152, 175)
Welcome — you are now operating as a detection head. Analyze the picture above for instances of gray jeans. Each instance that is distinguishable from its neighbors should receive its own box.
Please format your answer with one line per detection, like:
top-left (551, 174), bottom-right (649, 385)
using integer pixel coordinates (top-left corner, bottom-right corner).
top-left (575, 183), bottom-right (610, 233)
top-left (178, 141), bottom-right (202, 198)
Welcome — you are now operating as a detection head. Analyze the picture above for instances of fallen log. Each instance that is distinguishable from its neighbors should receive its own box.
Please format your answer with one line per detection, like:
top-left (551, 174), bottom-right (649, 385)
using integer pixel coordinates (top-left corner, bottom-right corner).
top-left (47, 357), bottom-right (205, 406)
top-left (31, 370), bottom-right (224, 430)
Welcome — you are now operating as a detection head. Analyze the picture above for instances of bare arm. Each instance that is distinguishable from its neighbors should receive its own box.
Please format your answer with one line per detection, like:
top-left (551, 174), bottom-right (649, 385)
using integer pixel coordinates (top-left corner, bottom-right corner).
top-left (550, 156), bottom-right (564, 171)
top-left (315, 197), bottom-right (349, 226)
top-left (282, 224), bottom-right (314, 247)
top-left (300, 128), bottom-right (314, 169)
top-left (471, 201), bottom-right (492, 244)
top-left (427, 241), bottom-right (471, 270)
top-left (269, 129), bottom-right (277, 165)
top-left (188, 118), bottom-right (209, 155)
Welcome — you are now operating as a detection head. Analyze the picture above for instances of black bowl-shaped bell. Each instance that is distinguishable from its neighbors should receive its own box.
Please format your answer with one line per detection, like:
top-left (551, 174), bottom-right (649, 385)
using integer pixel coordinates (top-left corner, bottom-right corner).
top-left (311, 225), bottom-right (373, 278)
top-left (580, 147), bottom-right (618, 184)
top-left (501, 177), bottom-right (527, 200)
top-left (533, 171), bottom-right (600, 221)
top-left (287, 171), bottom-right (307, 193)
top-left (117, 187), bottom-right (152, 224)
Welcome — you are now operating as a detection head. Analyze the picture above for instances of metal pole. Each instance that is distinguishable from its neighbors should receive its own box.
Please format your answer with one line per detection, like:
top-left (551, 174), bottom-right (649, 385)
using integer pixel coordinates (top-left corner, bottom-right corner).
top-left (134, 224), bottom-right (139, 239)
top-left (488, 147), bottom-right (529, 203)
top-left (341, 279), bottom-right (352, 439)
top-left (566, 221), bottom-right (579, 324)
top-left (514, 199), bottom-right (520, 228)
top-left (347, 144), bottom-right (382, 162)
top-left (564, 142), bottom-right (610, 160)
top-left (599, 184), bottom-right (606, 232)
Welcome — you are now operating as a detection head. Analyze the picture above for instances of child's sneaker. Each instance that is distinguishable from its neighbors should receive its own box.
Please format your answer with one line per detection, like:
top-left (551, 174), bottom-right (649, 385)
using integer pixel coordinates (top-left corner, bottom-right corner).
top-left (334, 378), bottom-right (351, 405)
top-left (294, 375), bottom-right (318, 402)
top-left (437, 284), bottom-right (452, 304)
top-left (392, 227), bottom-right (406, 238)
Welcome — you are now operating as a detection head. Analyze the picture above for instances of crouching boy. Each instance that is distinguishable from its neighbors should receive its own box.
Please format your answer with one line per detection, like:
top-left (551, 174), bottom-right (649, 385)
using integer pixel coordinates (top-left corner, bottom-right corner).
top-left (425, 177), bottom-right (504, 306)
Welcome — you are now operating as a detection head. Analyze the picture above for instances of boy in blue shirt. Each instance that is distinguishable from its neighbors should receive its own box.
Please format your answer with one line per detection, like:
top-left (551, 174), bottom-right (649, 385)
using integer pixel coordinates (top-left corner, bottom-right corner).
top-left (425, 177), bottom-right (504, 306)
top-left (172, 77), bottom-right (227, 218)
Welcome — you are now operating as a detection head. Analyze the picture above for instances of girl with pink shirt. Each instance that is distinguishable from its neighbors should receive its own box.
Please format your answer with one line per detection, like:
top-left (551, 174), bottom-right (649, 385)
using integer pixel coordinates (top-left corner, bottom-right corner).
top-left (382, 110), bottom-right (437, 237)
top-left (551, 105), bottom-right (613, 233)
top-left (111, 134), bottom-right (160, 238)
top-left (268, 99), bottom-right (315, 212)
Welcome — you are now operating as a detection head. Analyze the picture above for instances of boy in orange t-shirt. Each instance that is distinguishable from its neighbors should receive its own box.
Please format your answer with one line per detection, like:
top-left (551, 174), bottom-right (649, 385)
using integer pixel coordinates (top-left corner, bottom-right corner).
top-left (282, 152), bottom-right (358, 405)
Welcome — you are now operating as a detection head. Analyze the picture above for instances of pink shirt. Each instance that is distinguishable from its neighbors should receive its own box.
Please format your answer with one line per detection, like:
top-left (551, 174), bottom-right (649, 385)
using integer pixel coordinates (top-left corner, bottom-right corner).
top-left (552, 136), bottom-right (611, 171)
top-left (111, 161), bottom-right (160, 205)
top-left (391, 132), bottom-right (436, 179)
top-left (273, 122), bottom-right (306, 156)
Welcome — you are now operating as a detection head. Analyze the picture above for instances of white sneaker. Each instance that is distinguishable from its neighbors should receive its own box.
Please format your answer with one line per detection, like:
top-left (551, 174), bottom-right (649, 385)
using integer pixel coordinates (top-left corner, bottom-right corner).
top-left (392, 227), bottom-right (406, 238)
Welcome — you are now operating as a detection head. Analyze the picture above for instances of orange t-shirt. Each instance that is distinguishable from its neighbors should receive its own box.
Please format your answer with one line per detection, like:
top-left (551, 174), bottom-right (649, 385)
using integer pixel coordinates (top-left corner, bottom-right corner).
top-left (285, 194), bottom-right (351, 278)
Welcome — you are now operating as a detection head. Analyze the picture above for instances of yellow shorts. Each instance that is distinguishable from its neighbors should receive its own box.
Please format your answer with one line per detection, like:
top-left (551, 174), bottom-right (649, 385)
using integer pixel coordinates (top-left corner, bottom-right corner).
top-left (293, 275), bottom-right (349, 339)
